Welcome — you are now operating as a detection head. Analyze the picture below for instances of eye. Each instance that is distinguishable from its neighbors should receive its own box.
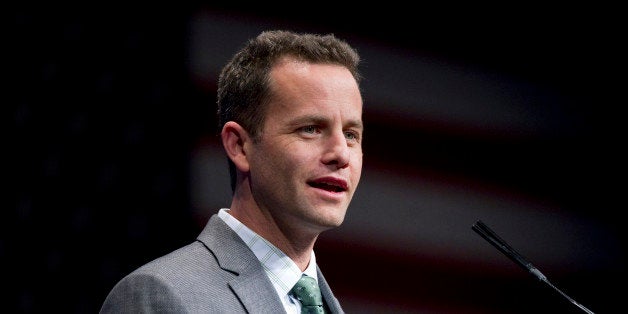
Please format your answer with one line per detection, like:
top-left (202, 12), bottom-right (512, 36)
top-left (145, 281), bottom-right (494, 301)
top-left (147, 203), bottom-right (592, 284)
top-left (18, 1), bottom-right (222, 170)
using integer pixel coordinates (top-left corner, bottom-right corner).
top-left (344, 130), bottom-right (360, 141)
top-left (300, 125), bottom-right (319, 134)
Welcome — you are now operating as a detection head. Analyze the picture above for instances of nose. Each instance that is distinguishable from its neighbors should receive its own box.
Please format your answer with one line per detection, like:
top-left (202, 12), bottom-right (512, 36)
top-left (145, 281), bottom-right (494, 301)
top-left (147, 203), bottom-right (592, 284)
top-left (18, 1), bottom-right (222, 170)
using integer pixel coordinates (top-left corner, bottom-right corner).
top-left (321, 130), bottom-right (350, 169)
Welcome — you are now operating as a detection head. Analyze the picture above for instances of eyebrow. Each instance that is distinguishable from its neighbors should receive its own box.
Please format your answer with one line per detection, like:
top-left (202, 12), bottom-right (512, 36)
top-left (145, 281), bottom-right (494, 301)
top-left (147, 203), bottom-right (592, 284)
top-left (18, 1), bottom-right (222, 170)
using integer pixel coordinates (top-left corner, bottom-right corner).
top-left (288, 115), bottom-right (364, 131)
top-left (345, 119), bottom-right (364, 133)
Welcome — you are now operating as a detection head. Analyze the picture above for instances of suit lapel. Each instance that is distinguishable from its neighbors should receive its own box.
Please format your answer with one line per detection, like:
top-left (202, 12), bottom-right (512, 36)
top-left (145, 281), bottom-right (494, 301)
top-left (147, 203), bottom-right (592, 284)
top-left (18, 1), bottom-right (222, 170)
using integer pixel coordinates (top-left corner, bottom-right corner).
top-left (317, 266), bottom-right (344, 313)
top-left (197, 215), bottom-right (344, 313)
top-left (197, 215), bottom-right (286, 313)
top-left (229, 269), bottom-right (285, 312)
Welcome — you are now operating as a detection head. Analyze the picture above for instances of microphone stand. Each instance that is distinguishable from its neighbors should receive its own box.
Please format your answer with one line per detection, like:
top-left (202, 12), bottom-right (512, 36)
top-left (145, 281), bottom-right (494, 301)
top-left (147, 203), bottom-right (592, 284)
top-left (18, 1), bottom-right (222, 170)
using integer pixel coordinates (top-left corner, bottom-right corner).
top-left (472, 220), bottom-right (595, 314)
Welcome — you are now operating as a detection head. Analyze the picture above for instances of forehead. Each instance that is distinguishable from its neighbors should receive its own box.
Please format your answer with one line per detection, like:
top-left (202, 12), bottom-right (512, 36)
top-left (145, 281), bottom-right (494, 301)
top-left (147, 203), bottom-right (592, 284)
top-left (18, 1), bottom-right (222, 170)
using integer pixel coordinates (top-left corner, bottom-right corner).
top-left (266, 58), bottom-right (362, 116)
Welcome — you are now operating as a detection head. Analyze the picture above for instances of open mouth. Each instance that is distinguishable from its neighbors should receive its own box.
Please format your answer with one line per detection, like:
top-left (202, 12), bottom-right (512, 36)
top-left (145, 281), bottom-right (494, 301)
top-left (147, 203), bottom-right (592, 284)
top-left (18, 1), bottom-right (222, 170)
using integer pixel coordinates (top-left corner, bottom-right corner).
top-left (307, 178), bottom-right (348, 193)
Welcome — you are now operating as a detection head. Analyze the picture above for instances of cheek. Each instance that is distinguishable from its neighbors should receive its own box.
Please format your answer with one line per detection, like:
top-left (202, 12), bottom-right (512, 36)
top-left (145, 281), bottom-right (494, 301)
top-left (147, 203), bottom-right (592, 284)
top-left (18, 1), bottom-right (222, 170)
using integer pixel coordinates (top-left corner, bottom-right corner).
top-left (262, 144), bottom-right (315, 173)
top-left (285, 150), bottom-right (317, 171)
top-left (351, 152), bottom-right (363, 179)
top-left (354, 150), bottom-right (363, 164)
top-left (354, 158), bottom-right (363, 177)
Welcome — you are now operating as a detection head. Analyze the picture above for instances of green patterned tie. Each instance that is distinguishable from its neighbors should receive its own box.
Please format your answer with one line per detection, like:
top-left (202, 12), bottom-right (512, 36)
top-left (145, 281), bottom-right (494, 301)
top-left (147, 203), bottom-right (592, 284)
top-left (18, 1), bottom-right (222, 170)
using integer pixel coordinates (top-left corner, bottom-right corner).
top-left (291, 275), bottom-right (325, 314)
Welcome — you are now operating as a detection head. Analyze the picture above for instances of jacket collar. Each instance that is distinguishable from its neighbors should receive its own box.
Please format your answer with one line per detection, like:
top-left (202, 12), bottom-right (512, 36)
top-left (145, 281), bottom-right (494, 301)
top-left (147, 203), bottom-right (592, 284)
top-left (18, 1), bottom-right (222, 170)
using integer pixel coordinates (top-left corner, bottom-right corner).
top-left (198, 214), bottom-right (345, 313)
top-left (197, 215), bottom-right (285, 313)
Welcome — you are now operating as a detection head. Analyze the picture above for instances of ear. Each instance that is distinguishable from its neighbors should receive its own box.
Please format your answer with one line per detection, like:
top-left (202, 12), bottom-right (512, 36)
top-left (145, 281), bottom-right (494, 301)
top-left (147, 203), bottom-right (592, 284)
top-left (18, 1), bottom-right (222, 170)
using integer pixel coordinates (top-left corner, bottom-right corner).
top-left (221, 121), bottom-right (251, 173)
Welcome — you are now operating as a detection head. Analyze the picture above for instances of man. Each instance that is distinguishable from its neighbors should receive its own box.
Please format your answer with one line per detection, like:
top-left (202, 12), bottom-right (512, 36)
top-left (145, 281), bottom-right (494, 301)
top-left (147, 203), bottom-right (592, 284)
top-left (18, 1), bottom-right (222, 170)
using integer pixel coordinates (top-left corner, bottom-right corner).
top-left (101, 30), bottom-right (363, 313)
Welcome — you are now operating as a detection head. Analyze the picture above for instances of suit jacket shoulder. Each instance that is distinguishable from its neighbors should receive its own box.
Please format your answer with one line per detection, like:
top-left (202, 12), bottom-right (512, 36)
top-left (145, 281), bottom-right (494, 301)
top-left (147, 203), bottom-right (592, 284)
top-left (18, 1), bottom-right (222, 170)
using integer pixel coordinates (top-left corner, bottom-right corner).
top-left (100, 214), bottom-right (345, 313)
top-left (100, 215), bottom-right (284, 313)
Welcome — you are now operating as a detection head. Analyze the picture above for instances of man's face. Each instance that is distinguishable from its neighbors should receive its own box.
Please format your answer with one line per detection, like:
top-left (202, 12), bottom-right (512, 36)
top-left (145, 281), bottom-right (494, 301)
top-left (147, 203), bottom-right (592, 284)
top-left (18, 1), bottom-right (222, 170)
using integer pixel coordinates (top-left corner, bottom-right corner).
top-left (247, 58), bottom-right (363, 234)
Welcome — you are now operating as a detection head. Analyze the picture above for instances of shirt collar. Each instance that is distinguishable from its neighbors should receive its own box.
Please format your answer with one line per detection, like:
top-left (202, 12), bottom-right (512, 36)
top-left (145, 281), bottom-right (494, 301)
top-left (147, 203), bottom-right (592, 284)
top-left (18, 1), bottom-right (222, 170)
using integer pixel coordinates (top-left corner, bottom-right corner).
top-left (218, 208), bottom-right (318, 296)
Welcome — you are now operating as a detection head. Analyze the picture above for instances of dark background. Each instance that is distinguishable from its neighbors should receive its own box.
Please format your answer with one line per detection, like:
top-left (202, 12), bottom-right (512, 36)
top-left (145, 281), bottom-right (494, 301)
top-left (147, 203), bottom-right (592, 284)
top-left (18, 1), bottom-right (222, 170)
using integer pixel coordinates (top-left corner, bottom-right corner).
top-left (9, 4), bottom-right (624, 313)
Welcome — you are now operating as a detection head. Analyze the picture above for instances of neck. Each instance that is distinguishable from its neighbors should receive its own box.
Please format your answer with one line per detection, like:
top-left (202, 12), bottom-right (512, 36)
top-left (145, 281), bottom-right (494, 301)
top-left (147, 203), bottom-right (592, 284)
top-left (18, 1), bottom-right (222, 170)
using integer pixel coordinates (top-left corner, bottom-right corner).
top-left (229, 183), bottom-right (318, 271)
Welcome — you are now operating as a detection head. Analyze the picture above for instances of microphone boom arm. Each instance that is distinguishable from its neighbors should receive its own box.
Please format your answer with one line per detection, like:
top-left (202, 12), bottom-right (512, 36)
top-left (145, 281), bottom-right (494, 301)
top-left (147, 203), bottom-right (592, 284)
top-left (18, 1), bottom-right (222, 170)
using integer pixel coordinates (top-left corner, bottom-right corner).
top-left (472, 220), bottom-right (594, 314)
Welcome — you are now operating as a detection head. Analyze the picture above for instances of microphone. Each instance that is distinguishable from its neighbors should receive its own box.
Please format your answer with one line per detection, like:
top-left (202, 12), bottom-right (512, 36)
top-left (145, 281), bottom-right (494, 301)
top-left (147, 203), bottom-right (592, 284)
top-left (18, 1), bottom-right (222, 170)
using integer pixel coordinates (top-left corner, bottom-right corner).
top-left (471, 219), bottom-right (595, 314)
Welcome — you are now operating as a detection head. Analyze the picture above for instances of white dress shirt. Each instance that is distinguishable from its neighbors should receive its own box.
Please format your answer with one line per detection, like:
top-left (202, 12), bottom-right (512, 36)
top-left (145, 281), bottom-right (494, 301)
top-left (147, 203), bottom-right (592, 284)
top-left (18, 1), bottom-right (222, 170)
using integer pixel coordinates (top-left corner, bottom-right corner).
top-left (218, 208), bottom-right (319, 314)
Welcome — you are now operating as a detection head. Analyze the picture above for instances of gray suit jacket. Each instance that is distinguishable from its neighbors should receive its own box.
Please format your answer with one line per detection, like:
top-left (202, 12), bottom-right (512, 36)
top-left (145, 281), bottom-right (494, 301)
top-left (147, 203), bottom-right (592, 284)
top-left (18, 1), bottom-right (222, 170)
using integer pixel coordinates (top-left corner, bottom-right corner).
top-left (100, 214), bottom-right (344, 313)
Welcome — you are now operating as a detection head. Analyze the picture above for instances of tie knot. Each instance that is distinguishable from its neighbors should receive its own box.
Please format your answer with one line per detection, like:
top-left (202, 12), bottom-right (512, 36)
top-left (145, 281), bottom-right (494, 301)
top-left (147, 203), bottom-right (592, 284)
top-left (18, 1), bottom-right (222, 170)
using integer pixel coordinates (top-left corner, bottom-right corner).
top-left (291, 275), bottom-right (324, 313)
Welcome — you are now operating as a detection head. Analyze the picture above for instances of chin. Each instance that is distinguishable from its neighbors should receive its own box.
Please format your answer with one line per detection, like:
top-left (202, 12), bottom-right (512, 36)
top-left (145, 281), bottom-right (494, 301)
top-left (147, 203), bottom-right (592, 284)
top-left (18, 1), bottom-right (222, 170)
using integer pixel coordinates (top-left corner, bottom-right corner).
top-left (316, 209), bottom-right (347, 228)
